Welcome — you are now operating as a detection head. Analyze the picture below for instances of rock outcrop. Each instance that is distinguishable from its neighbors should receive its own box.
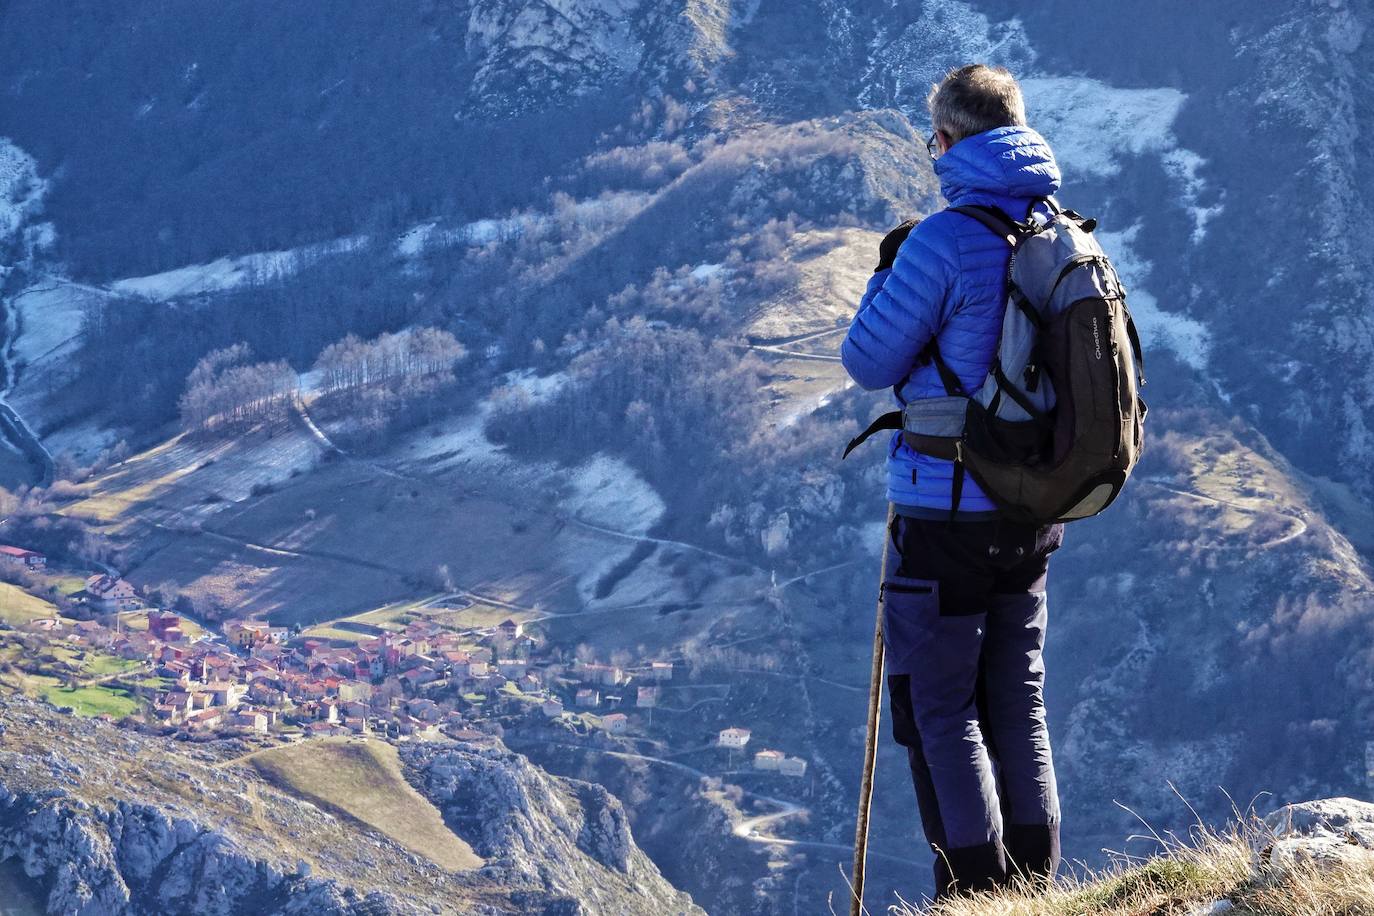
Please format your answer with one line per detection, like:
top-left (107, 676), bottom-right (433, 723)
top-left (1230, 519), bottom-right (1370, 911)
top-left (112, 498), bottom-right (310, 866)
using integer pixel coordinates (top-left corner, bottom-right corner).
top-left (0, 690), bottom-right (699, 915)
top-left (0, 783), bottom-right (404, 916)
top-left (1258, 797), bottom-right (1374, 875)
top-left (466, 0), bottom-right (647, 109)
top-left (410, 743), bottom-right (701, 915)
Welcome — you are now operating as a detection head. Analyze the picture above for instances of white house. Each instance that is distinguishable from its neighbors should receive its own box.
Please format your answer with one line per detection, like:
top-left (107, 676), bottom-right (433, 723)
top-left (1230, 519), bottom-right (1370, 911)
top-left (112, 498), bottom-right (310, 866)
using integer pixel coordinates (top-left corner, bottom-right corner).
top-left (602, 713), bottom-right (629, 735)
top-left (542, 698), bottom-right (564, 717)
top-left (229, 711), bottom-right (269, 733)
top-left (85, 574), bottom-right (141, 612)
top-left (636, 686), bottom-right (658, 708)
top-left (753, 749), bottom-right (785, 771)
top-left (780, 757), bottom-right (808, 778)
top-left (718, 727), bottom-right (751, 749)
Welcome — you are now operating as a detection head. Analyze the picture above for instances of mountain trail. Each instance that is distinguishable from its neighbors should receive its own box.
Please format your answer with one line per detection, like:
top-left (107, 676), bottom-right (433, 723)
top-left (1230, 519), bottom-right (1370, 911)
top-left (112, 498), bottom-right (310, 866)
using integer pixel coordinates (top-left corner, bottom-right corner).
top-left (1138, 478), bottom-right (1309, 549)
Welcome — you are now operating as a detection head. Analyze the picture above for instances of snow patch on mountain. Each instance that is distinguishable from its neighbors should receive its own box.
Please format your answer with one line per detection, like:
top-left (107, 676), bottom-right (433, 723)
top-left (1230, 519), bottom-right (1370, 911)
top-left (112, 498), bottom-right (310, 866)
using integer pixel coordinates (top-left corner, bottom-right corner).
top-left (1022, 77), bottom-right (1222, 243)
top-left (690, 262), bottom-right (725, 282)
top-left (1023, 79), bottom-right (1186, 178)
top-left (1097, 224), bottom-right (1211, 372)
top-left (396, 218), bottom-right (524, 258)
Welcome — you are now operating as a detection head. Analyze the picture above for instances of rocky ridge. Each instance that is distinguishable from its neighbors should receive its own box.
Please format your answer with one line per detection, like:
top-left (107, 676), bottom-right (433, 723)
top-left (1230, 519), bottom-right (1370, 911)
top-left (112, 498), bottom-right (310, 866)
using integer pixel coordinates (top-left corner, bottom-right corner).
top-left (412, 743), bottom-right (700, 914)
top-left (0, 690), bottom-right (699, 915)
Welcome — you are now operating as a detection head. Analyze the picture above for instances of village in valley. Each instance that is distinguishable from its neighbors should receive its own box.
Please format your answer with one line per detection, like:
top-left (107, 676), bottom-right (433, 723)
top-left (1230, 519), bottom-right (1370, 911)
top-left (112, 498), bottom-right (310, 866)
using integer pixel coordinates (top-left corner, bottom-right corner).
top-left (0, 540), bottom-right (810, 783)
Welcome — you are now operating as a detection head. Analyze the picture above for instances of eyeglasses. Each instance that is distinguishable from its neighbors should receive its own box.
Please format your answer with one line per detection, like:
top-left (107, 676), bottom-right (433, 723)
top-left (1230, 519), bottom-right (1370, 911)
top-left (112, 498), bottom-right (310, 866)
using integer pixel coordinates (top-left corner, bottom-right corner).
top-left (925, 130), bottom-right (941, 161)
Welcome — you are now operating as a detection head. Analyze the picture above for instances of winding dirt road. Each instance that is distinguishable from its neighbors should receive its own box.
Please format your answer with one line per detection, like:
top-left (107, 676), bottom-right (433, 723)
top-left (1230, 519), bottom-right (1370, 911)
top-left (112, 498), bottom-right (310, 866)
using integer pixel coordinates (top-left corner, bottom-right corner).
top-left (523, 739), bottom-right (920, 866)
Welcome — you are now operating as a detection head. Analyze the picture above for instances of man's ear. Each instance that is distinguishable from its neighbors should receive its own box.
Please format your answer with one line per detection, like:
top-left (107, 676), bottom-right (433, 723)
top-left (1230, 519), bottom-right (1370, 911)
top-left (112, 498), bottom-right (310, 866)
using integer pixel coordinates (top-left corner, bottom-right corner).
top-left (935, 130), bottom-right (954, 154)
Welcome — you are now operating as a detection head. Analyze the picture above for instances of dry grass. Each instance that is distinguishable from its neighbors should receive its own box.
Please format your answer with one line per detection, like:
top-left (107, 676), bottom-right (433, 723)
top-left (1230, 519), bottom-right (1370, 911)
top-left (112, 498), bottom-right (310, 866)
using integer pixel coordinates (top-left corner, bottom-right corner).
top-left (884, 820), bottom-right (1374, 916)
top-left (0, 581), bottom-right (62, 625)
top-left (300, 596), bottom-right (533, 645)
top-left (298, 597), bottom-right (440, 643)
top-left (247, 737), bottom-right (481, 872)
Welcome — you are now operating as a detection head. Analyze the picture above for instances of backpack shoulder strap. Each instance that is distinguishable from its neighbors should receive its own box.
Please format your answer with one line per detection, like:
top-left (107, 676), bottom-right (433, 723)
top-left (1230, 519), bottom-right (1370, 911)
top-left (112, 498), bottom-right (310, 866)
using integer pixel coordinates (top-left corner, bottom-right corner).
top-left (948, 204), bottom-right (1021, 246)
top-left (841, 410), bottom-right (901, 459)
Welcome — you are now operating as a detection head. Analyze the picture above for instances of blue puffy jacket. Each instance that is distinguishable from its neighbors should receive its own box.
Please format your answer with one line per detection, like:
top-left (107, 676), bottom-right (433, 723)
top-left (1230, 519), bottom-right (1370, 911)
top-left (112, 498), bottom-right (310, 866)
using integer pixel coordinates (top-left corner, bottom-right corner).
top-left (841, 125), bottom-right (1062, 515)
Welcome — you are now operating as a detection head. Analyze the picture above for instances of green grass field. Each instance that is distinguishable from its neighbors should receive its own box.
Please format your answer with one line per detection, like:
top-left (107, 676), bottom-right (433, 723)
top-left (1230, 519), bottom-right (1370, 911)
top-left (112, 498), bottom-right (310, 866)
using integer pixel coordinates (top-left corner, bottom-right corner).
top-left (0, 581), bottom-right (61, 626)
top-left (50, 574), bottom-right (90, 596)
top-left (33, 676), bottom-right (141, 718)
top-left (247, 738), bottom-right (481, 872)
top-left (83, 654), bottom-right (139, 676)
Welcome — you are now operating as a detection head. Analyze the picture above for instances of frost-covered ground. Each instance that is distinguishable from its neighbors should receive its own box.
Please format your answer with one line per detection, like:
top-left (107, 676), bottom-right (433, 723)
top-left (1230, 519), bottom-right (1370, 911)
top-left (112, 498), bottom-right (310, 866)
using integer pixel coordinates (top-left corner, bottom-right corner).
top-left (0, 137), bottom-right (50, 271)
top-left (395, 191), bottom-right (651, 259)
top-left (386, 368), bottom-right (659, 540)
top-left (386, 370), bottom-right (680, 604)
top-left (562, 454), bottom-right (665, 535)
top-left (101, 190), bottom-right (653, 303)
top-left (387, 370), bottom-right (568, 478)
top-left (64, 425), bottom-right (326, 532)
top-left (110, 234), bottom-right (368, 301)
top-left (3, 279), bottom-right (117, 462)
top-left (9, 279), bottom-right (103, 368)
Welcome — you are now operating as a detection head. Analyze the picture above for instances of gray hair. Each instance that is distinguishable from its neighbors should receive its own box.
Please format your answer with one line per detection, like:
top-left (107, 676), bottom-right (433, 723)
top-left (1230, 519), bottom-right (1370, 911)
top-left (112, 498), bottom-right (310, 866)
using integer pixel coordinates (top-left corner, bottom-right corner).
top-left (927, 64), bottom-right (1027, 143)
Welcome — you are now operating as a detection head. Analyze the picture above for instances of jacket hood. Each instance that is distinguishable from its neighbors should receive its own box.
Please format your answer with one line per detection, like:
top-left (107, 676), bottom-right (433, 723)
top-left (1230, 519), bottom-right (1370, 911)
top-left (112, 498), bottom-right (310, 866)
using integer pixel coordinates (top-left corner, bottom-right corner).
top-left (934, 125), bottom-right (1061, 204)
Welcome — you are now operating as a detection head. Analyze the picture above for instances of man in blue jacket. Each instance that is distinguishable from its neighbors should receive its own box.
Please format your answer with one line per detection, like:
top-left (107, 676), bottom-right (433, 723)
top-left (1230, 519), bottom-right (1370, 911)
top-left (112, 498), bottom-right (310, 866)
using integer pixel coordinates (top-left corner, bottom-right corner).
top-left (842, 65), bottom-right (1064, 899)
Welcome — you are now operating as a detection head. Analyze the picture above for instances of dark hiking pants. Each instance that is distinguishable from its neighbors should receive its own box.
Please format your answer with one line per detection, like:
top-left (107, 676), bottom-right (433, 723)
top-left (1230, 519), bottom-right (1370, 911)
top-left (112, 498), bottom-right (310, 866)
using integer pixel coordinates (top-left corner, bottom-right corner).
top-left (882, 512), bottom-right (1063, 901)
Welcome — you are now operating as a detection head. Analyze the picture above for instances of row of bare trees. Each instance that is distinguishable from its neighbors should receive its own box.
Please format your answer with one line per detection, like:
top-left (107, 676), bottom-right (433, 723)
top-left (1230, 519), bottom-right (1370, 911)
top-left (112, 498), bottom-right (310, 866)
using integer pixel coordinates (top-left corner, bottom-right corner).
top-left (312, 328), bottom-right (466, 397)
top-left (310, 327), bottom-right (468, 449)
top-left (178, 343), bottom-right (297, 433)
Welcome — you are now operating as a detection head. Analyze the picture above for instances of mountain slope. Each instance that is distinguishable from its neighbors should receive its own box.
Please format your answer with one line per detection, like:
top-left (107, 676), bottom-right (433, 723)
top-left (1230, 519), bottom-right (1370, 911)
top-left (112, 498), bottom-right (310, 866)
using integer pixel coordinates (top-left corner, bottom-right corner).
top-left (2, 1), bottom-right (1373, 911)
top-left (0, 691), bottom-right (699, 915)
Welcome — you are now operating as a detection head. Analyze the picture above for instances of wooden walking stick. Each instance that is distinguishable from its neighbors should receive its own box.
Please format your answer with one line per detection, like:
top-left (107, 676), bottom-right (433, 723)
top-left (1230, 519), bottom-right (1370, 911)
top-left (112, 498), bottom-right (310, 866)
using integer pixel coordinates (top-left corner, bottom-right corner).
top-left (850, 503), bottom-right (894, 916)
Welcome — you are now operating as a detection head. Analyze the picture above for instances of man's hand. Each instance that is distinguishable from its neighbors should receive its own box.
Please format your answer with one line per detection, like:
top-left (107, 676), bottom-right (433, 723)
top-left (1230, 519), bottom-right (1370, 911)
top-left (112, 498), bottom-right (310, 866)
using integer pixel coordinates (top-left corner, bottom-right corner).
top-left (875, 218), bottom-right (920, 273)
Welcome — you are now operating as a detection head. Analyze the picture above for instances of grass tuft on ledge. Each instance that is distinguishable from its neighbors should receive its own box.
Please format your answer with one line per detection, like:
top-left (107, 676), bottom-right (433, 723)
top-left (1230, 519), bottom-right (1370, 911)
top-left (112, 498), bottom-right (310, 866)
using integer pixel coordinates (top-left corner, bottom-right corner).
top-left (885, 820), bottom-right (1374, 916)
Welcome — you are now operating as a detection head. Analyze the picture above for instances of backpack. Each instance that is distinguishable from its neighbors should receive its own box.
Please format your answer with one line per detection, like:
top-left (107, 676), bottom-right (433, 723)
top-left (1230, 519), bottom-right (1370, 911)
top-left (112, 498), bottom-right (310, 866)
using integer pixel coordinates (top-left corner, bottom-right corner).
top-left (843, 199), bottom-right (1147, 525)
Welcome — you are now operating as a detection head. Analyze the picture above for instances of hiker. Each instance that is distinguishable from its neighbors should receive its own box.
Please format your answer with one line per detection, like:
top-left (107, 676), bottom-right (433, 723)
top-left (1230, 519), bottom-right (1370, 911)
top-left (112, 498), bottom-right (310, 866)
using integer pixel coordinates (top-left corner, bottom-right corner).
top-left (841, 65), bottom-right (1065, 900)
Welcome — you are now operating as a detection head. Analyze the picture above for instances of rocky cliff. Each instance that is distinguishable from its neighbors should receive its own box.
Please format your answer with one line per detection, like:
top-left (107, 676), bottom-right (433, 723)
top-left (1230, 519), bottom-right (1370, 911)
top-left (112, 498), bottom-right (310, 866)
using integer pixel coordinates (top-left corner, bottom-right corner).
top-left (0, 691), bottom-right (699, 915)
top-left (411, 743), bottom-right (699, 914)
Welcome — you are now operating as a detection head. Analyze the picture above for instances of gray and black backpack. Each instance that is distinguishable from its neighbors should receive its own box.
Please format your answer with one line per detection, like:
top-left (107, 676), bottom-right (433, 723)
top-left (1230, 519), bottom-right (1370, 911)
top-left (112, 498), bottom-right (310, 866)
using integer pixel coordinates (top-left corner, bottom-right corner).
top-left (844, 199), bottom-right (1147, 525)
